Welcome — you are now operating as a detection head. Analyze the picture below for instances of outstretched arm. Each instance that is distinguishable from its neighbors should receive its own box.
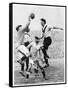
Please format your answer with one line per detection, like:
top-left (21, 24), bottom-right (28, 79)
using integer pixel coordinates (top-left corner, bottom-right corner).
top-left (52, 26), bottom-right (64, 30)
top-left (47, 26), bottom-right (64, 32)
top-left (26, 16), bottom-right (31, 27)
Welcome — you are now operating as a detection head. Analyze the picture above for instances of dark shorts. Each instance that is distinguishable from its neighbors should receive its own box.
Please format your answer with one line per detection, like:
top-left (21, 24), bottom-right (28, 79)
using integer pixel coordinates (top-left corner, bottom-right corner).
top-left (43, 37), bottom-right (52, 50)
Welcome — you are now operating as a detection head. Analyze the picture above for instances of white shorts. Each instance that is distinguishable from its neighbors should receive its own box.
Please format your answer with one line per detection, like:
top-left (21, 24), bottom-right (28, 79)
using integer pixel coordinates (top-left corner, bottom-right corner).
top-left (16, 45), bottom-right (29, 60)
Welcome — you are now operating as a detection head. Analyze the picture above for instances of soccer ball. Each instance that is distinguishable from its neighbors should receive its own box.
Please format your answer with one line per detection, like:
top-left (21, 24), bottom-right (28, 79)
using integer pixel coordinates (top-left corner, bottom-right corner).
top-left (30, 13), bottom-right (35, 19)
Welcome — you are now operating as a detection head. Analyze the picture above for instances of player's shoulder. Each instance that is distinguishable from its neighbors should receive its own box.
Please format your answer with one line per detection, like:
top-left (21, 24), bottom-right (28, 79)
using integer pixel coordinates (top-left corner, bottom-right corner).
top-left (47, 25), bottom-right (52, 28)
top-left (29, 41), bottom-right (34, 45)
top-left (31, 41), bottom-right (35, 44)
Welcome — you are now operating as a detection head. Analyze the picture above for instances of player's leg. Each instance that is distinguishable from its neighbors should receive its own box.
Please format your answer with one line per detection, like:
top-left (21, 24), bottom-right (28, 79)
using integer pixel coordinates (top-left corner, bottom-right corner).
top-left (42, 48), bottom-right (49, 66)
top-left (21, 63), bottom-right (24, 71)
top-left (36, 60), bottom-right (48, 80)
top-left (26, 57), bottom-right (29, 71)
top-left (44, 52), bottom-right (49, 67)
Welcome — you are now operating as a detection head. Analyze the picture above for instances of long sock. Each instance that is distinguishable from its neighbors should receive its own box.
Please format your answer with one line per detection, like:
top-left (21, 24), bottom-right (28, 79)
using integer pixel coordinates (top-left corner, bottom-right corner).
top-left (21, 63), bottom-right (24, 71)
top-left (41, 70), bottom-right (46, 78)
top-left (26, 57), bottom-right (29, 71)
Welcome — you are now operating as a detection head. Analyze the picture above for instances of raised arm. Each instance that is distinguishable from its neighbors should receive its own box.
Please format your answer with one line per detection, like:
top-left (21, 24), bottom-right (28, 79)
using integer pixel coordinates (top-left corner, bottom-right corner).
top-left (27, 42), bottom-right (32, 49)
top-left (26, 13), bottom-right (35, 27)
top-left (25, 16), bottom-right (32, 27)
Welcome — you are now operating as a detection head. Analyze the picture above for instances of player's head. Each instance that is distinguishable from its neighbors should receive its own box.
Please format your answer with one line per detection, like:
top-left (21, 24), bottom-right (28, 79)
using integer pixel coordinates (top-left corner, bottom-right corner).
top-left (40, 18), bottom-right (46, 26)
top-left (16, 25), bottom-right (30, 33)
top-left (24, 41), bottom-right (30, 47)
top-left (35, 36), bottom-right (40, 44)
top-left (16, 25), bottom-right (22, 32)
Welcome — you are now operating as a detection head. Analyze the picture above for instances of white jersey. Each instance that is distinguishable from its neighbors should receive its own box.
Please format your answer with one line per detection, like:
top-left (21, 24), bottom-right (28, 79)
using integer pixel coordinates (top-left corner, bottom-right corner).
top-left (43, 25), bottom-right (53, 37)
top-left (28, 42), bottom-right (43, 61)
top-left (29, 42), bottom-right (42, 52)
